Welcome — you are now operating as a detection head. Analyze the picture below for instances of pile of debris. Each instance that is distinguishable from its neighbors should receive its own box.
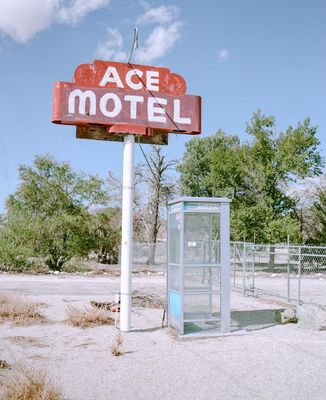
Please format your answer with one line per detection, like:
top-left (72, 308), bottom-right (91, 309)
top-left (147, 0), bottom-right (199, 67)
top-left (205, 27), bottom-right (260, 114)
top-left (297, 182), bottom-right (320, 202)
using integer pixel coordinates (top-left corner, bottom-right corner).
top-left (131, 290), bottom-right (165, 309)
top-left (91, 289), bottom-right (165, 311)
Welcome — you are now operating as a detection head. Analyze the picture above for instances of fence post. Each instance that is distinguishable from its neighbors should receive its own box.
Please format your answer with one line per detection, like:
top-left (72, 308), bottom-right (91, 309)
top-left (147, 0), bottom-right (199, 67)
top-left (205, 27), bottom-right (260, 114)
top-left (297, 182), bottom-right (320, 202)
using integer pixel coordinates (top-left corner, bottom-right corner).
top-left (233, 243), bottom-right (236, 287)
top-left (252, 245), bottom-right (255, 292)
top-left (243, 242), bottom-right (246, 295)
top-left (287, 235), bottom-right (290, 302)
top-left (298, 246), bottom-right (302, 304)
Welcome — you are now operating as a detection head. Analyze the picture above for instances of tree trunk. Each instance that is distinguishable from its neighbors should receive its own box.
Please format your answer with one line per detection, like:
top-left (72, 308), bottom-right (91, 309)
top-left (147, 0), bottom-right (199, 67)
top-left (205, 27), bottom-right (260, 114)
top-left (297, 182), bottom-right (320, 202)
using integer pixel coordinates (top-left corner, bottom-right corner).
top-left (147, 194), bottom-right (160, 266)
top-left (268, 245), bottom-right (275, 272)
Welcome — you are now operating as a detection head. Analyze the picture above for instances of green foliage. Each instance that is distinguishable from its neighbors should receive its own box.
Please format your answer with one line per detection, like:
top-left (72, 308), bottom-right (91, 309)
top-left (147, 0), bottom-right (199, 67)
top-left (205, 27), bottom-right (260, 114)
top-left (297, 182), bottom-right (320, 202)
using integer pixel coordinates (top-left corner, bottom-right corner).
top-left (0, 155), bottom-right (118, 271)
top-left (6, 155), bottom-right (108, 217)
top-left (61, 259), bottom-right (91, 273)
top-left (209, 135), bottom-right (249, 204)
top-left (178, 111), bottom-right (323, 243)
top-left (179, 132), bottom-right (227, 197)
top-left (90, 208), bottom-right (121, 264)
top-left (309, 188), bottom-right (326, 244)
top-left (0, 213), bottom-right (34, 271)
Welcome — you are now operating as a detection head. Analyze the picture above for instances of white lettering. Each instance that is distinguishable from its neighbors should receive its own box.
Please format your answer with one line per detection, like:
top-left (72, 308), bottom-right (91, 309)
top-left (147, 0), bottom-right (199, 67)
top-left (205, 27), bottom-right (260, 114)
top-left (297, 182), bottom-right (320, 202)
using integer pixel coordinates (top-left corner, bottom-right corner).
top-left (173, 99), bottom-right (191, 124)
top-left (146, 70), bottom-right (159, 91)
top-left (125, 69), bottom-right (143, 90)
top-left (124, 95), bottom-right (144, 119)
top-left (100, 93), bottom-right (122, 117)
top-left (68, 89), bottom-right (96, 115)
top-left (99, 66), bottom-right (124, 88)
top-left (148, 97), bottom-right (167, 123)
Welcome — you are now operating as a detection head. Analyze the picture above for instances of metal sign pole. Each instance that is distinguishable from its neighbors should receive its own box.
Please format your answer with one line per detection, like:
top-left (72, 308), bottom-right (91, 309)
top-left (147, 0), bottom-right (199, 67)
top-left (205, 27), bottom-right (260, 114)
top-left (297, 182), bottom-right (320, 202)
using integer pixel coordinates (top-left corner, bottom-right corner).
top-left (120, 134), bottom-right (135, 332)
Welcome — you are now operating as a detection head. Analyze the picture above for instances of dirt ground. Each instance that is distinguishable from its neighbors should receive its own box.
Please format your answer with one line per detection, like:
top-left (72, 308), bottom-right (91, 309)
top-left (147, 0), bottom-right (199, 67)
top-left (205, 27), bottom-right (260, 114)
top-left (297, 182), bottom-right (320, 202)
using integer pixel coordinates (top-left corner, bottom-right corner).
top-left (1, 273), bottom-right (326, 400)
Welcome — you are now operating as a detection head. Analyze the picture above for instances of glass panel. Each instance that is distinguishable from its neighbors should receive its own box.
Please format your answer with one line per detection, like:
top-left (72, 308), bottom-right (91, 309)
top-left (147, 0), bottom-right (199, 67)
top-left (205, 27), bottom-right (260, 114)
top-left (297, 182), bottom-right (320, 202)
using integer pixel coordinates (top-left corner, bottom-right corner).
top-left (184, 266), bottom-right (220, 291)
top-left (184, 214), bottom-right (210, 264)
top-left (211, 214), bottom-right (221, 264)
top-left (184, 213), bottom-right (221, 264)
top-left (183, 293), bottom-right (220, 321)
top-left (169, 212), bottom-right (180, 264)
top-left (169, 265), bottom-right (180, 291)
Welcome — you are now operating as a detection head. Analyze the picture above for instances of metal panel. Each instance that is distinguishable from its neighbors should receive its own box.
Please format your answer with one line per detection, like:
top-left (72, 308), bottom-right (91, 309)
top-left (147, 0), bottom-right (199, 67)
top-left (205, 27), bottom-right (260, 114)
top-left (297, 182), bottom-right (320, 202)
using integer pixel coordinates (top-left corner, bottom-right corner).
top-left (220, 202), bottom-right (230, 333)
top-left (179, 205), bottom-right (185, 335)
top-left (73, 60), bottom-right (187, 95)
top-left (76, 125), bottom-right (169, 145)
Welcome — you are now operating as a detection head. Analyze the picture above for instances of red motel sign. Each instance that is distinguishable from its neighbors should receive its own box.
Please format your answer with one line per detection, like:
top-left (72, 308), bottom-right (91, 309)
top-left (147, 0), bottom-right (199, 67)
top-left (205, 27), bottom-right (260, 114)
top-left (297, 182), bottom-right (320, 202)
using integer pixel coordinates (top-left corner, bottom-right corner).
top-left (52, 60), bottom-right (201, 139)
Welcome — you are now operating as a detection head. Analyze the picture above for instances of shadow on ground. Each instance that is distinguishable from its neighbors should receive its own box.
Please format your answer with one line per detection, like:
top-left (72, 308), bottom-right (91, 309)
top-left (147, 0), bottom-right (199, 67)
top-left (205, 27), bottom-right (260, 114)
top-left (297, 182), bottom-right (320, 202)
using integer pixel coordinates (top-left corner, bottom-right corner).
top-left (231, 309), bottom-right (282, 331)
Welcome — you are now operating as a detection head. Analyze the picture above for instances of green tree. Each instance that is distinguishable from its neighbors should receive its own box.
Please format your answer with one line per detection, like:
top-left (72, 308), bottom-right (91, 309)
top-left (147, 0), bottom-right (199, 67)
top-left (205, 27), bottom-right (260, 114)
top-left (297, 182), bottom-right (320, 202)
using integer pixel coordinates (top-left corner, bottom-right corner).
top-left (178, 111), bottom-right (323, 244)
top-left (308, 187), bottom-right (326, 244)
top-left (91, 208), bottom-right (121, 264)
top-left (179, 131), bottom-right (231, 197)
top-left (0, 155), bottom-right (111, 271)
top-left (0, 212), bottom-right (34, 270)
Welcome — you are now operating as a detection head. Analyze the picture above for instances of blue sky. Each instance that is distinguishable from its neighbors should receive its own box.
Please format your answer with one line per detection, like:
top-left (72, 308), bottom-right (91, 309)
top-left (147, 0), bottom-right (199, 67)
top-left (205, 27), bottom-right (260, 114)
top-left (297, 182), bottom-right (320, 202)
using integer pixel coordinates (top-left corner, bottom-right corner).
top-left (0, 0), bottom-right (326, 212)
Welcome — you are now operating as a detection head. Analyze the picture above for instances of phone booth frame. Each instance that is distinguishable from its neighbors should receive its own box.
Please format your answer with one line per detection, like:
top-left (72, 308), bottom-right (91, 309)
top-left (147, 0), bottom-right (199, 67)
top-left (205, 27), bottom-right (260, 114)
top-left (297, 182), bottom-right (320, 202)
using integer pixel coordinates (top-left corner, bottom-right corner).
top-left (167, 197), bottom-right (231, 336)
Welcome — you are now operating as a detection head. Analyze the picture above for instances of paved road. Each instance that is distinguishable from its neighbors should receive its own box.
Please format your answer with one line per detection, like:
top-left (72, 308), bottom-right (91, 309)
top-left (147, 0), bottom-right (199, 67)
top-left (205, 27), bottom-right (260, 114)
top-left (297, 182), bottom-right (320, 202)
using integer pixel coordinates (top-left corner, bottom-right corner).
top-left (0, 273), bottom-right (166, 296)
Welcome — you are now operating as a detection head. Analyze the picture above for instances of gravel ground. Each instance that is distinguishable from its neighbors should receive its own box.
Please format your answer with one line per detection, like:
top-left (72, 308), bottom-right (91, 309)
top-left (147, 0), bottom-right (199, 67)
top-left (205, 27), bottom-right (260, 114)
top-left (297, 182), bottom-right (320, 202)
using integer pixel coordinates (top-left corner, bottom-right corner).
top-left (0, 273), bottom-right (325, 400)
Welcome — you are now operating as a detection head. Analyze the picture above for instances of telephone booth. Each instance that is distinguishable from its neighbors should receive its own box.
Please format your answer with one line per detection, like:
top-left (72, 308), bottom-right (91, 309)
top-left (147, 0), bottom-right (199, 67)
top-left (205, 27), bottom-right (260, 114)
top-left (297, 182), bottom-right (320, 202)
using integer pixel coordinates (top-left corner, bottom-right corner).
top-left (167, 197), bottom-right (231, 336)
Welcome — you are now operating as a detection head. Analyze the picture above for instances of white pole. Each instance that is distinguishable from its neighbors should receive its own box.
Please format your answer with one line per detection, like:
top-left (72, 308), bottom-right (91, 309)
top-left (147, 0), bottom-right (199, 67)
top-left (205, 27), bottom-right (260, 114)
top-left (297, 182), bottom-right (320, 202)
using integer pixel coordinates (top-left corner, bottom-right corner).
top-left (120, 134), bottom-right (135, 332)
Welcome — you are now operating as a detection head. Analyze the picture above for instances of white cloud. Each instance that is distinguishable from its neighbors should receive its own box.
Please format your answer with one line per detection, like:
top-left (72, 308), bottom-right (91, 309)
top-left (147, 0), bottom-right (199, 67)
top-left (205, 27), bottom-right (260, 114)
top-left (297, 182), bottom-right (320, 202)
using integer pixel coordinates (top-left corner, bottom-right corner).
top-left (57, 0), bottom-right (109, 24)
top-left (0, 0), bottom-right (54, 43)
top-left (218, 48), bottom-right (229, 63)
top-left (96, 4), bottom-right (182, 64)
top-left (0, 0), bottom-right (110, 43)
top-left (136, 5), bottom-right (179, 26)
top-left (135, 21), bottom-right (182, 64)
top-left (96, 28), bottom-right (128, 61)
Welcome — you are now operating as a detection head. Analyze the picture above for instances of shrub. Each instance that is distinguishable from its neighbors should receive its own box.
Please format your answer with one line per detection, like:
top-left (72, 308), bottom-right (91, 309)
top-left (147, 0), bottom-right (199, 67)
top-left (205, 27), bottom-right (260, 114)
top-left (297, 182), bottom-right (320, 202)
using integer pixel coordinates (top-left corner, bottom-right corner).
top-left (0, 362), bottom-right (60, 400)
top-left (111, 332), bottom-right (124, 356)
top-left (0, 293), bottom-right (45, 325)
top-left (65, 304), bottom-right (114, 328)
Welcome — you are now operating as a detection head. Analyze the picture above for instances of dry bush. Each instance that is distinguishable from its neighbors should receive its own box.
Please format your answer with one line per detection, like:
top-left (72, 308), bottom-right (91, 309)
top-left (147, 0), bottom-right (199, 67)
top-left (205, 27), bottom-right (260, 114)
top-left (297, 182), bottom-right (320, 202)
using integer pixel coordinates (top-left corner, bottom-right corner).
top-left (0, 362), bottom-right (60, 400)
top-left (131, 290), bottom-right (164, 309)
top-left (111, 332), bottom-right (124, 357)
top-left (66, 304), bottom-right (114, 328)
top-left (0, 293), bottom-right (45, 326)
top-left (90, 300), bottom-right (112, 310)
top-left (0, 360), bottom-right (10, 369)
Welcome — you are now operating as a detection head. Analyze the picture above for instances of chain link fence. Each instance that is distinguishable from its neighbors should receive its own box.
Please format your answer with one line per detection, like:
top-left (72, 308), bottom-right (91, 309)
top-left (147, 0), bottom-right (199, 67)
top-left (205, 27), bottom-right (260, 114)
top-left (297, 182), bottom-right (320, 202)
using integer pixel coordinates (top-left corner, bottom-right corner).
top-left (121, 241), bottom-right (326, 305)
top-left (231, 242), bottom-right (326, 306)
top-left (119, 242), bottom-right (167, 272)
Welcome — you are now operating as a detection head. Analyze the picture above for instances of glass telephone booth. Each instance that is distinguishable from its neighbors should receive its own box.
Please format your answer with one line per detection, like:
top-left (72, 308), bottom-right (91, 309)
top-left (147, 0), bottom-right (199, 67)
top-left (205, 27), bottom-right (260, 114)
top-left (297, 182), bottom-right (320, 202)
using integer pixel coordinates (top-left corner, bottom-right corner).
top-left (167, 197), bottom-right (231, 336)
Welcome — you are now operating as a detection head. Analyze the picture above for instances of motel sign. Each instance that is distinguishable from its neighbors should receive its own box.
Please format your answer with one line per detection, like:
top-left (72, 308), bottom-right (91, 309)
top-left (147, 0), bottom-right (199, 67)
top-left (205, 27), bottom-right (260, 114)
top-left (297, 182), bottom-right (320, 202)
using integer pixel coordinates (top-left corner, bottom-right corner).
top-left (52, 60), bottom-right (201, 138)
top-left (52, 60), bottom-right (201, 332)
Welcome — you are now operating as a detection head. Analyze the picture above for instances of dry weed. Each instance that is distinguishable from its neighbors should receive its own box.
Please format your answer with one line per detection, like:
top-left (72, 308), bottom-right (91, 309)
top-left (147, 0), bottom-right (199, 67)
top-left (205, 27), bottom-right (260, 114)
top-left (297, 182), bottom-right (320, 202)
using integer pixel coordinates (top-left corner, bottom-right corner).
top-left (0, 362), bottom-right (60, 400)
top-left (65, 304), bottom-right (114, 328)
top-left (0, 293), bottom-right (45, 326)
top-left (90, 300), bottom-right (113, 310)
top-left (131, 290), bottom-right (164, 309)
top-left (0, 360), bottom-right (10, 369)
top-left (111, 332), bottom-right (124, 356)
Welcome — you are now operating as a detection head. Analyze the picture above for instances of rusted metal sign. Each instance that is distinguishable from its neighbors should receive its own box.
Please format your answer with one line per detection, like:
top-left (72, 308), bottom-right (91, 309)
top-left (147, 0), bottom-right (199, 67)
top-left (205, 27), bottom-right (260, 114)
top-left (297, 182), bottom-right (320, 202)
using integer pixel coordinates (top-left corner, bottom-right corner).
top-left (52, 61), bottom-right (201, 140)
